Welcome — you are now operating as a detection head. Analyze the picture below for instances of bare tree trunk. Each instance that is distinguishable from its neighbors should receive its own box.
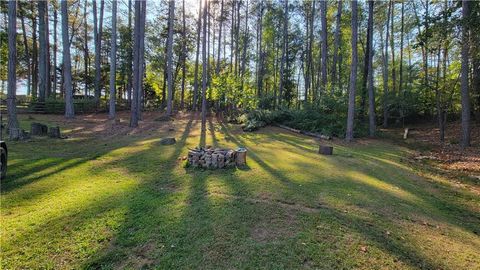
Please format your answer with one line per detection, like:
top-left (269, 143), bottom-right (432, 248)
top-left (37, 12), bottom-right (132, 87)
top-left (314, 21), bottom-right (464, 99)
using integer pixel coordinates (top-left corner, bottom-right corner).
top-left (127, 0), bottom-right (132, 104)
top-left (7, 0), bottom-right (19, 130)
top-left (61, 0), bottom-right (74, 119)
top-left (38, 0), bottom-right (48, 102)
top-left (320, 0), bottom-right (327, 95)
top-left (346, 0), bottom-right (358, 142)
top-left (201, 0), bottom-right (208, 136)
top-left (193, 0), bottom-right (202, 111)
top-left (31, 2), bottom-right (38, 99)
top-left (390, 1), bottom-right (396, 97)
top-left (137, 0), bottom-right (146, 119)
top-left (52, 3), bottom-right (58, 98)
top-left (20, 11), bottom-right (31, 97)
top-left (382, 1), bottom-right (391, 128)
top-left (367, 0), bottom-right (375, 137)
top-left (435, 47), bottom-right (444, 142)
top-left (130, 0), bottom-right (141, 127)
top-left (93, 0), bottom-right (104, 104)
top-left (109, 0), bottom-right (117, 119)
top-left (166, 0), bottom-right (175, 116)
top-left (240, 0), bottom-right (249, 91)
top-left (180, 0), bottom-right (187, 109)
top-left (399, 1), bottom-right (404, 94)
top-left (83, 1), bottom-right (89, 98)
top-left (331, 0), bottom-right (342, 94)
top-left (460, 0), bottom-right (471, 148)
top-left (257, 1), bottom-right (264, 98)
top-left (278, 0), bottom-right (288, 108)
top-left (216, 0), bottom-right (224, 75)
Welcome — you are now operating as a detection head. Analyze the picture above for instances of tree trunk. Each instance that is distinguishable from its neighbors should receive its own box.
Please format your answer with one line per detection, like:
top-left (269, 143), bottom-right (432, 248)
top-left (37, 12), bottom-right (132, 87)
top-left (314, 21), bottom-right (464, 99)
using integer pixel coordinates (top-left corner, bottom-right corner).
top-left (93, 0), bottom-right (104, 104)
top-left (320, 0), bottom-right (327, 95)
top-left (216, 0), bottom-right (224, 75)
top-left (31, 2), bottom-right (38, 99)
top-left (20, 11), bottom-right (31, 97)
top-left (166, 0), bottom-right (175, 116)
top-left (460, 0), bottom-right (471, 148)
top-left (193, 0), bottom-right (202, 111)
top-left (180, 0), bottom-right (187, 109)
top-left (109, 0), bottom-right (117, 119)
top-left (130, 0), bottom-right (141, 127)
top-left (278, 0), bottom-right (288, 108)
top-left (201, 0), bottom-right (208, 136)
top-left (331, 0), bottom-right (342, 93)
top-left (367, 0), bottom-right (375, 137)
top-left (127, 0), bottom-right (132, 104)
top-left (53, 4), bottom-right (58, 98)
top-left (346, 0), bottom-right (358, 142)
top-left (137, 0), bottom-right (146, 119)
top-left (257, 1), bottom-right (264, 98)
top-left (62, 0), bottom-right (75, 119)
top-left (382, 1), bottom-right (391, 128)
top-left (84, 1), bottom-right (89, 98)
top-left (38, 0), bottom-right (48, 102)
top-left (390, 1), bottom-right (396, 97)
top-left (7, 0), bottom-right (19, 130)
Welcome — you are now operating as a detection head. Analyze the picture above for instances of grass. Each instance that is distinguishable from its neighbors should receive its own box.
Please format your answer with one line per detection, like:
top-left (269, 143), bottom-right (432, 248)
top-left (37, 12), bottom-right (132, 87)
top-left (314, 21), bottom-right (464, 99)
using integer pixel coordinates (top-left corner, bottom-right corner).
top-left (1, 113), bottom-right (479, 269)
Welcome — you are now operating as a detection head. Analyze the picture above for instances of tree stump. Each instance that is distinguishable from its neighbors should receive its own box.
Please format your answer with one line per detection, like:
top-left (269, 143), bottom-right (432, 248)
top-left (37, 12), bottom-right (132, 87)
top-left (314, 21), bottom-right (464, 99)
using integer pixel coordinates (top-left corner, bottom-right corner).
top-left (49, 126), bottom-right (62, 138)
top-left (160, 137), bottom-right (176, 145)
top-left (318, 145), bottom-right (333, 155)
top-left (235, 148), bottom-right (247, 166)
top-left (9, 128), bottom-right (30, 141)
top-left (31, 123), bottom-right (48, 136)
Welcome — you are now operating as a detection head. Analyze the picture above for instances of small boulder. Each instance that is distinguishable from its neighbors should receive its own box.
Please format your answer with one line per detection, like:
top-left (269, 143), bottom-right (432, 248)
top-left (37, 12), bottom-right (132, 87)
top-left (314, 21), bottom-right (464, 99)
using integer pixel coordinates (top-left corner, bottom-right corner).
top-left (159, 137), bottom-right (176, 145)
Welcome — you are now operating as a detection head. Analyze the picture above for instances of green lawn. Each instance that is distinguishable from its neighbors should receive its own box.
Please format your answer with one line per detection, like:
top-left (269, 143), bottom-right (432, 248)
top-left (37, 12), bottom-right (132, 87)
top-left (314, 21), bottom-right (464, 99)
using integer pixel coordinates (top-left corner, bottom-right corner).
top-left (1, 114), bottom-right (479, 269)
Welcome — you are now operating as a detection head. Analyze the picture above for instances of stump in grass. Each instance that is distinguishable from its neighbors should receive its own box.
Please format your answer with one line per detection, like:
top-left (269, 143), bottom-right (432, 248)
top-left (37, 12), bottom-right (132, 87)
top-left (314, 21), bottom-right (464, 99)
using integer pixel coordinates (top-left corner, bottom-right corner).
top-left (9, 128), bottom-right (30, 141)
top-left (235, 148), bottom-right (247, 166)
top-left (319, 145), bottom-right (333, 155)
top-left (49, 126), bottom-right (62, 138)
top-left (31, 123), bottom-right (48, 136)
top-left (160, 137), bottom-right (176, 145)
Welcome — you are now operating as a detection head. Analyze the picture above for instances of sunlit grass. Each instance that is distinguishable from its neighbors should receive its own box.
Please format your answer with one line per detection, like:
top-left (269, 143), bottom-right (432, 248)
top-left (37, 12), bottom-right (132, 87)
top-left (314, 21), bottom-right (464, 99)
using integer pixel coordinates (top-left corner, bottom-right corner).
top-left (0, 114), bottom-right (479, 269)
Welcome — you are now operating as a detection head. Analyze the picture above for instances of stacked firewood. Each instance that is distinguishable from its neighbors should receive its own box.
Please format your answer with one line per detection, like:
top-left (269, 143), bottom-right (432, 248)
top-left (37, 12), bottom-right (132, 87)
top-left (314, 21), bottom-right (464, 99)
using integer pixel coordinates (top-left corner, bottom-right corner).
top-left (188, 147), bottom-right (237, 169)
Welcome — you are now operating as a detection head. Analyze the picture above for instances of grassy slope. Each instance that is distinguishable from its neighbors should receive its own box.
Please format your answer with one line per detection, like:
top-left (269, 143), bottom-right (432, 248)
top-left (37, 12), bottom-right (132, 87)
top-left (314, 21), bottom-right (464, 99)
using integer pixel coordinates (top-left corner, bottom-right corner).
top-left (1, 114), bottom-right (479, 269)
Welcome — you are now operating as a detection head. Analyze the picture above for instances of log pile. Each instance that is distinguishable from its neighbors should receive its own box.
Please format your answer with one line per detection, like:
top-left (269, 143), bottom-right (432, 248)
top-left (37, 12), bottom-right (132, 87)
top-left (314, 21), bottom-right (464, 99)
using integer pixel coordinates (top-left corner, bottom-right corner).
top-left (187, 147), bottom-right (239, 169)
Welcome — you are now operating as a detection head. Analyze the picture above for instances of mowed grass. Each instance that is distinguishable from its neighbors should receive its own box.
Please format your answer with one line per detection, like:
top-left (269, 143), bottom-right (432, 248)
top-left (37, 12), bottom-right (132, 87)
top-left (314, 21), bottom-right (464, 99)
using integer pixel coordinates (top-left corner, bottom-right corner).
top-left (1, 113), bottom-right (479, 269)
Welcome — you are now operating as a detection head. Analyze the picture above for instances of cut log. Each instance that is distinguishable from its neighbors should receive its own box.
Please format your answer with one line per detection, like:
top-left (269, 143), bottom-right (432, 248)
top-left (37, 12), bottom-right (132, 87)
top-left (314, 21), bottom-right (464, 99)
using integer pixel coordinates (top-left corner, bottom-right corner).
top-left (31, 122), bottom-right (48, 136)
top-left (235, 148), bottom-right (247, 166)
top-left (48, 126), bottom-right (62, 138)
top-left (318, 145), bottom-right (333, 155)
top-left (276, 124), bottom-right (331, 140)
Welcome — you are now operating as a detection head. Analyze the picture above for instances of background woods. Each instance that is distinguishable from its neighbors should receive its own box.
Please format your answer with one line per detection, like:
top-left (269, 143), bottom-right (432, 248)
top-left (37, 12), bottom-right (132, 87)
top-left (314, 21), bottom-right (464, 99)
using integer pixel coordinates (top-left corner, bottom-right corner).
top-left (1, 0), bottom-right (479, 146)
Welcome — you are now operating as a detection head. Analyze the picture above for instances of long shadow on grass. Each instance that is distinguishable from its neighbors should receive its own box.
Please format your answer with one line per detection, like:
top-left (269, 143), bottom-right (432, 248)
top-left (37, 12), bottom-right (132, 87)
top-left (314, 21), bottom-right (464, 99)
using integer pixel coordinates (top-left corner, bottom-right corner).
top-left (219, 121), bottom-right (476, 269)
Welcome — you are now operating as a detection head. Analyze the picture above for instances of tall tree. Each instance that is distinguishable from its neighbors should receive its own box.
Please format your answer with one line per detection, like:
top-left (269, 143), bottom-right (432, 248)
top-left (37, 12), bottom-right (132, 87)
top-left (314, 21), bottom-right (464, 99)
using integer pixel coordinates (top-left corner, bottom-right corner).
top-left (7, 0), bottom-right (19, 131)
top-left (460, 0), bottom-right (471, 148)
top-left (38, 0), bottom-right (48, 102)
top-left (53, 1), bottom-right (58, 98)
top-left (109, 0), bottom-right (117, 119)
top-left (31, 1), bottom-right (38, 99)
top-left (201, 0), bottom-right (208, 135)
top-left (127, 0), bottom-right (132, 103)
top-left (193, 0), bottom-right (202, 110)
top-left (382, 1), bottom-right (392, 128)
top-left (180, 0), bottom-right (187, 109)
top-left (130, 0), bottom-right (142, 127)
top-left (346, 0), bottom-right (358, 142)
top-left (166, 0), bottom-right (175, 116)
top-left (83, 0), bottom-right (89, 98)
top-left (20, 5), bottom-right (30, 97)
top-left (215, 0), bottom-right (224, 75)
top-left (93, 0), bottom-right (104, 103)
top-left (331, 0), bottom-right (342, 92)
top-left (320, 0), bottom-right (327, 95)
top-left (278, 0), bottom-right (288, 108)
top-left (367, 0), bottom-right (375, 136)
top-left (61, 0), bottom-right (74, 119)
